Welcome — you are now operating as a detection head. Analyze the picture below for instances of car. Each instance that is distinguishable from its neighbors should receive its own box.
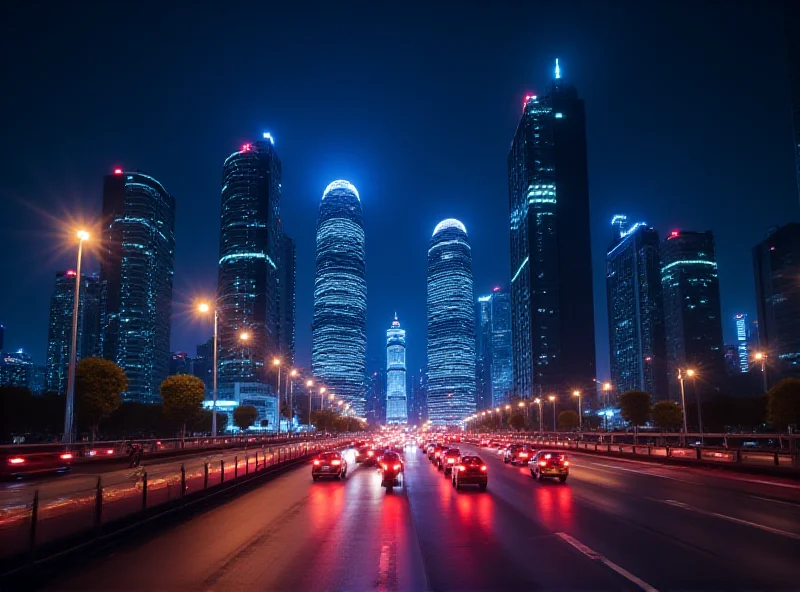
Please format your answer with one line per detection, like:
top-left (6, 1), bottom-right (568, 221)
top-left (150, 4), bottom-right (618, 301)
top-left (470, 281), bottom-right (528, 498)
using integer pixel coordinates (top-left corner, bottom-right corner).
top-left (436, 446), bottom-right (450, 469)
top-left (504, 444), bottom-right (535, 465)
top-left (441, 448), bottom-right (461, 475)
top-left (2, 448), bottom-right (74, 479)
top-left (355, 447), bottom-right (377, 466)
top-left (452, 455), bottom-right (488, 490)
top-left (430, 443), bottom-right (444, 463)
top-left (311, 451), bottom-right (347, 481)
top-left (530, 450), bottom-right (569, 483)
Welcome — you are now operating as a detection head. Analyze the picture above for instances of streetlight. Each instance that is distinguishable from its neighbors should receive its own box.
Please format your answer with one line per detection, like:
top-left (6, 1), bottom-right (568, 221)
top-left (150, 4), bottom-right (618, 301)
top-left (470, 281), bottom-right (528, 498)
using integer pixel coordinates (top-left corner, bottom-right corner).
top-left (685, 368), bottom-right (703, 443)
top-left (197, 301), bottom-right (219, 437)
top-left (573, 390), bottom-right (582, 430)
top-left (548, 395), bottom-right (557, 432)
top-left (306, 379), bottom-right (314, 427)
top-left (602, 382), bottom-right (612, 431)
top-left (677, 369), bottom-right (690, 444)
top-left (288, 369), bottom-right (298, 433)
top-left (754, 352), bottom-right (768, 393)
top-left (534, 398), bottom-right (543, 434)
top-left (63, 230), bottom-right (89, 444)
top-left (272, 358), bottom-right (282, 434)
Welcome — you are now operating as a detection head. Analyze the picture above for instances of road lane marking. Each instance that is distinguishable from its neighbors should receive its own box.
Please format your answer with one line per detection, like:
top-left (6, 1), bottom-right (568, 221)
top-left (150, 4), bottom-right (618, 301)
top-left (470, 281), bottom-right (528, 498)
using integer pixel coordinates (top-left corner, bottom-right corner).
top-left (747, 495), bottom-right (800, 507)
top-left (555, 532), bottom-right (659, 592)
top-left (654, 499), bottom-right (800, 540)
top-left (572, 462), bottom-right (699, 486)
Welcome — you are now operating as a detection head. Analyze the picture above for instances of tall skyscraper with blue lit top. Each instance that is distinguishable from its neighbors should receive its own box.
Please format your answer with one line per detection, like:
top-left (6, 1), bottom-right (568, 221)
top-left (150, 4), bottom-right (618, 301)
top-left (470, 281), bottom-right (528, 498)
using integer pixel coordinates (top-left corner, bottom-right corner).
top-left (508, 60), bottom-right (596, 402)
top-left (217, 136), bottom-right (281, 388)
top-left (100, 169), bottom-right (175, 403)
top-left (427, 219), bottom-right (476, 425)
top-left (312, 180), bottom-right (367, 416)
top-left (476, 288), bottom-right (513, 408)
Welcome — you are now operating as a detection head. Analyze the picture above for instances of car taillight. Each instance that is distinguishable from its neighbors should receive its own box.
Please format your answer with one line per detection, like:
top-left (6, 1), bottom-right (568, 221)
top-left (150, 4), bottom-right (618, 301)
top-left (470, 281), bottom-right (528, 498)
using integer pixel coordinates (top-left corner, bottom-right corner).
top-left (313, 460), bottom-right (320, 466)
top-left (331, 459), bottom-right (341, 466)
top-left (563, 460), bottom-right (569, 467)
top-left (519, 453), bottom-right (528, 458)
top-left (368, 450), bottom-right (374, 456)
top-left (106, 449), bottom-right (115, 455)
top-left (480, 465), bottom-right (487, 471)
top-left (8, 457), bottom-right (25, 465)
top-left (60, 453), bottom-right (73, 460)
top-left (457, 465), bottom-right (466, 471)
top-left (447, 458), bottom-right (455, 464)
top-left (381, 463), bottom-right (388, 470)
top-left (538, 460), bottom-right (547, 467)
top-left (393, 464), bottom-right (401, 471)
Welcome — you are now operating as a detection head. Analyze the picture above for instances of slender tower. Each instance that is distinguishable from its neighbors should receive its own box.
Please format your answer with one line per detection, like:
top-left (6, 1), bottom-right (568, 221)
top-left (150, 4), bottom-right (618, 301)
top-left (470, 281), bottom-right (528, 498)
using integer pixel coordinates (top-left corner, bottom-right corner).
top-left (386, 315), bottom-right (407, 424)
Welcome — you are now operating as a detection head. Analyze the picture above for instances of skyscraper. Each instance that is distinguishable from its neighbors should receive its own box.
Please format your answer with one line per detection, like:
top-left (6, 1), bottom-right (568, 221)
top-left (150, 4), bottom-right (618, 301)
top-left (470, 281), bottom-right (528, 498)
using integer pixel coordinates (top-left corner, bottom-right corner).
top-left (312, 180), bottom-right (367, 416)
top-left (277, 232), bottom-right (296, 366)
top-left (735, 314), bottom-right (749, 373)
top-left (787, 0), bottom-right (800, 204)
top-left (661, 230), bottom-right (725, 396)
top-left (475, 296), bottom-right (492, 411)
top-left (100, 169), bottom-right (175, 403)
top-left (508, 61), bottom-right (596, 402)
top-left (476, 288), bottom-right (513, 408)
top-left (427, 219), bottom-right (476, 425)
top-left (0, 350), bottom-right (33, 389)
top-left (45, 270), bottom-right (101, 395)
top-left (385, 315), bottom-right (407, 424)
top-left (753, 223), bottom-right (800, 379)
top-left (217, 137), bottom-right (282, 389)
top-left (606, 216), bottom-right (668, 399)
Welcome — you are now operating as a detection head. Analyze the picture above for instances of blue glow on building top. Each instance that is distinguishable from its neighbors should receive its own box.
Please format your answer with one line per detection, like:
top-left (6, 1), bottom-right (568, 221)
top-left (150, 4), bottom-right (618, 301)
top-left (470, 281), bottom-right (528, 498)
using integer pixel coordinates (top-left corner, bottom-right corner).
top-left (312, 180), bottom-right (367, 416)
top-left (427, 219), bottom-right (476, 425)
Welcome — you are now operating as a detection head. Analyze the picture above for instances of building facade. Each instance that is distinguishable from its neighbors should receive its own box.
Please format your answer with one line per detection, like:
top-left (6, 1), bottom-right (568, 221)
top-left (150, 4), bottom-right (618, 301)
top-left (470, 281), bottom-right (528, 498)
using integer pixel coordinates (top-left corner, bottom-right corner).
top-left (606, 217), bottom-right (668, 399)
top-left (476, 288), bottom-right (513, 408)
top-left (45, 270), bottom-right (101, 395)
top-left (100, 169), bottom-right (175, 403)
top-left (508, 61), bottom-right (596, 403)
top-left (753, 223), bottom-right (800, 380)
top-left (787, 0), bottom-right (800, 205)
top-left (0, 350), bottom-right (34, 389)
top-left (735, 314), bottom-right (749, 373)
top-left (385, 315), bottom-right (407, 424)
top-left (427, 219), bottom-right (476, 425)
top-left (216, 138), bottom-right (282, 389)
top-left (660, 231), bottom-right (725, 396)
top-left (312, 180), bottom-right (367, 416)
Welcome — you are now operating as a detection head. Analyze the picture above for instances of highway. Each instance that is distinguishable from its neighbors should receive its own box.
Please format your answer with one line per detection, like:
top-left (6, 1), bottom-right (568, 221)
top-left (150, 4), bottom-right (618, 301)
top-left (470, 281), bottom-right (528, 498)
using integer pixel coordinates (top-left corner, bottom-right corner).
top-left (38, 443), bottom-right (800, 591)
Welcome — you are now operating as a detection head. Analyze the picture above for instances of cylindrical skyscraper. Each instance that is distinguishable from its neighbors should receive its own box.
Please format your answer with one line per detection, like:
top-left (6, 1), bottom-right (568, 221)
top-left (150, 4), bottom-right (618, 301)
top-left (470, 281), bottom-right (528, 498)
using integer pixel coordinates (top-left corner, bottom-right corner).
top-left (386, 314), bottom-right (407, 424)
top-left (427, 219), bottom-right (476, 425)
top-left (312, 180), bottom-right (367, 416)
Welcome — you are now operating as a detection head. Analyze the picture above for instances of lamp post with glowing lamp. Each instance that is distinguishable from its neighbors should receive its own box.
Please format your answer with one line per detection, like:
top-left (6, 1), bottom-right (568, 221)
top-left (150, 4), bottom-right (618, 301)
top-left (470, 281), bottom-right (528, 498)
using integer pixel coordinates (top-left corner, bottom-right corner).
top-left (306, 379), bottom-right (314, 427)
top-left (602, 382), bottom-right (612, 431)
top-left (572, 390), bottom-right (582, 429)
top-left (548, 395), bottom-right (557, 431)
top-left (534, 398), bottom-right (543, 434)
top-left (197, 301), bottom-right (218, 436)
top-left (63, 230), bottom-right (90, 444)
top-left (288, 369), bottom-right (297, 433)
top-left (754, 352), bottom-right (768, 393)
top-left (677, 368), bottom-right (690, 444)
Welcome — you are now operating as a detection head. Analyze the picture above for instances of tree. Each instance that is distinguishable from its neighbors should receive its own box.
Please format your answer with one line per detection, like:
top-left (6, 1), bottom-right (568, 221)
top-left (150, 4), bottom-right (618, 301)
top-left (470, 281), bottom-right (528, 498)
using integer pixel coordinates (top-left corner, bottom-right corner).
top-left (558, 410), bottom-right (580, 431)
top-left (767, 378), bottom-right (800, 432)
top-left (508, 412), bottom-right (526, 432)
top-left (160, 375), bottom-right (205, 443)
top-left (618, 390), bottom-right (651, 443)
top-left (652, 401), bottom-right (683, 432)
top-left (75, 357), bottom-right (127, 442)
top-left (233, 405), bottom-right (258, 431)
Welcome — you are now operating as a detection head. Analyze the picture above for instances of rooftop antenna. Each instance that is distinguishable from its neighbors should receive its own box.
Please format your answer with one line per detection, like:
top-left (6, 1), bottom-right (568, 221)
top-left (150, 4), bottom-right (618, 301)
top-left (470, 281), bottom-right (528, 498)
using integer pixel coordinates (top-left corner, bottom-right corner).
top-left (555, 58), bottom-right (561, 79)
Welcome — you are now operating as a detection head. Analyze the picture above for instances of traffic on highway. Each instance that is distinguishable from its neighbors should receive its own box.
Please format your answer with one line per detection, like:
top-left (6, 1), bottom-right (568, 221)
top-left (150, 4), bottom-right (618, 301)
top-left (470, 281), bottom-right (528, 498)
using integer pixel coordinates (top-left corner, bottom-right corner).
top-left (15, 428), bottom-right (799, 591)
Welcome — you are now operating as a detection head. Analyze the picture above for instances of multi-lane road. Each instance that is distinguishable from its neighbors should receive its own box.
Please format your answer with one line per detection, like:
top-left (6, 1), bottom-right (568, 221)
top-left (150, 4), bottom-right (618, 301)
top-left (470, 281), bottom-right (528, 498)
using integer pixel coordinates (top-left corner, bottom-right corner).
top-left (35, 443), bottom-right (800, 591)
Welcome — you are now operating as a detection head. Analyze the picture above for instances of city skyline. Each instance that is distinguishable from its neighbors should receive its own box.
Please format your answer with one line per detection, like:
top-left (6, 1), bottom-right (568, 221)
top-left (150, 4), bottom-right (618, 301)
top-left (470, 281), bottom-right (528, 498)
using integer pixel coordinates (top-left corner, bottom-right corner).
top-left (1, 2), bottom-right (798, 394)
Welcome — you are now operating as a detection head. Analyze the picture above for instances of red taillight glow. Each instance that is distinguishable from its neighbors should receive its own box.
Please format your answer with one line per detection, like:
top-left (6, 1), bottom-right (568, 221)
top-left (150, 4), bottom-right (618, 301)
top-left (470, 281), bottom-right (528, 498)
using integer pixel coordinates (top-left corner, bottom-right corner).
top-left (563, 460), bottom-right (569, 467)
top-left (368, 450), bottom-right (374, 456)
top-left (539, 460), bottom-right (548, 467)
top-left (60, 453), bottom-right (73, 460)
top-left (106, 449), bottom-right (115, 455)
top-left (393, 464), bottom-right (401, 471)
top-left (331, 459), bottom-right (341, 466)
top-left (8, 457), bottom-right (25, 465)
top-left (519, 453), bottom-right (528, 458)
top-left (447, 457), bottom-right (455, 464)
top-left (313, 460), bottom-right (320, 466)
top-left (480, 465), bottom-right (487, 472)
top-left (457, 465), bottom-right (466, 471)
top-left (114, 168), bottom-right (123, 175)
top-left (381, 463), bottom-right (388, 471)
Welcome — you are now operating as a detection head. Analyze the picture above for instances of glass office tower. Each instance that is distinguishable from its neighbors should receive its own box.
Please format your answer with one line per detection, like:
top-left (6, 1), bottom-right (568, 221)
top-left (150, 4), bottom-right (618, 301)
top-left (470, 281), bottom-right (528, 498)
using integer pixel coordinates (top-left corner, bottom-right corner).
top-left (385, 315), bottom-right (407, 424)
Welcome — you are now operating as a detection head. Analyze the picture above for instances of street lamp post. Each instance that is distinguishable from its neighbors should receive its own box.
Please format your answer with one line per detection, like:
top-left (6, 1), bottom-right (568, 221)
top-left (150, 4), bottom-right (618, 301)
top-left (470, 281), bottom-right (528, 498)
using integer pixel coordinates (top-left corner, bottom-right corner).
top-left (63, 230), bottom-right (89, 444)
top-left (197, 302), bottom-right (219, 437)
top-left (288, 369), bottom-right (297, 434)
top-left (573, 390), bottom-right (582, 430)
top-left (306, 379), bottom-right (314, 428)
top-left (534, 398), bottom-right (543, 434)
top-left (755, 352), bottom-right (768, 393)
top-left (687, 369), bottom-right (702, 444)
top-left (548, 395), bottom-right (557, 431)
top-left (678, 369), bottom-right (689, 445)
top-left (602, 382), bottom-right (612, 432)
top-left (272, 358), bottom-right (281, 433)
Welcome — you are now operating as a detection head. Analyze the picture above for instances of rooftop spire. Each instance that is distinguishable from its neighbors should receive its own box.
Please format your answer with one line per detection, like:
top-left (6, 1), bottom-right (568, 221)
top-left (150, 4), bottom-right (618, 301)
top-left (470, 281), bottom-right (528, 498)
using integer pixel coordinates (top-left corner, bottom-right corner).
top-left (555, 58), bottom-right (561, 79)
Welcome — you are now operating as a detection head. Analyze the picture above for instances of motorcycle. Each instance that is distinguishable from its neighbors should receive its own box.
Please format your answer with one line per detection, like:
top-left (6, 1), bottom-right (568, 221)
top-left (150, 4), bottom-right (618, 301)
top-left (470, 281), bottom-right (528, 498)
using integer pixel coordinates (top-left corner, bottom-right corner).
top-left (380, 460), bottom-right (403, 492)
top-left (127, 444), bottom-right (143, 468)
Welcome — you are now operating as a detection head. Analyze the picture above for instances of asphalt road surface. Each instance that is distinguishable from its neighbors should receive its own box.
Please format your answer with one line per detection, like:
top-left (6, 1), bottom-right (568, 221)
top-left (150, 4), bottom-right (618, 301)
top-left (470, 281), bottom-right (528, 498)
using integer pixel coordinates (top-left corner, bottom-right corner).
top-left (39, 444), bottom-right (800, 591)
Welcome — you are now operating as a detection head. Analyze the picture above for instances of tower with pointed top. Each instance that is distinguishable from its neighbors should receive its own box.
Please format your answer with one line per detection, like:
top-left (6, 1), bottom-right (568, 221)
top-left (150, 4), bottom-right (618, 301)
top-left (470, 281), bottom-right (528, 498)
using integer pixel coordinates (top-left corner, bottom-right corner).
top-left (385, 314), bottom-right (407, 424)
top-left (508, 60), bottom-right (596, 403)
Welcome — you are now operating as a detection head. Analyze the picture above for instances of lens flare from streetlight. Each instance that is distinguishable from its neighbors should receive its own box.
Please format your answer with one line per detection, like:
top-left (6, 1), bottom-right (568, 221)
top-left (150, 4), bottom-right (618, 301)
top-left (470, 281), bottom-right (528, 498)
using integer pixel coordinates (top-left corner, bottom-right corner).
top-left (272, 358), bottom-right (280, 366)
top-left (240, 332), bottom-right (250, 341)
top-left (198, 302), bottom-right (210, 313)
top-left (548, 395), bottom-right (556, 402)
top-left (686, 369), bottom-right (696, 377)
top-left (573, 390), bottom-right (580, 397)
top-left (290, 369), bottom-right (298, 377)
top-left (603, 382), bottom-right (612, 391)
top-left (77, 230), bottom-right (90, 241)
top-left (306, 379), bottom-right (313, 387)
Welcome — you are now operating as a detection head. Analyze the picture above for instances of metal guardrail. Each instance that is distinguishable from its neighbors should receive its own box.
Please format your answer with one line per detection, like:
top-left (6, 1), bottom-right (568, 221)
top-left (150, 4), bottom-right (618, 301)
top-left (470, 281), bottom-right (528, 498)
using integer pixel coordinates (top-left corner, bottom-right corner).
top-left (0, 437), bottom-right (351, 563)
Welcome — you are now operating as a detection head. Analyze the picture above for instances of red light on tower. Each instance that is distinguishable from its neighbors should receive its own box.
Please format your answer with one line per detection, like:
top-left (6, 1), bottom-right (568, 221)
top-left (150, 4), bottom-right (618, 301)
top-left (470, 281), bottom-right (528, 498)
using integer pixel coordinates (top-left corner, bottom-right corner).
top-left (669, 230), bottom-right (679, 239)
top-left (66, 270), bottom-right (77, 277)
top-left (114, 168), bottom-right (123, 175)
top-left (493, 286), bottom-right (501, 292)
top-left (242, 143), bottom-right (251, 151)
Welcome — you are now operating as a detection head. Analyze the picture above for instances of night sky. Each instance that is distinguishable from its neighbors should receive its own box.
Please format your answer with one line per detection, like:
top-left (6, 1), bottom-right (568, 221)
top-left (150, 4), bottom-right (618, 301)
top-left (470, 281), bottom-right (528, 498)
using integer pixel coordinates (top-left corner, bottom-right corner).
top-left (2, 1), bottom-right (798, 381)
